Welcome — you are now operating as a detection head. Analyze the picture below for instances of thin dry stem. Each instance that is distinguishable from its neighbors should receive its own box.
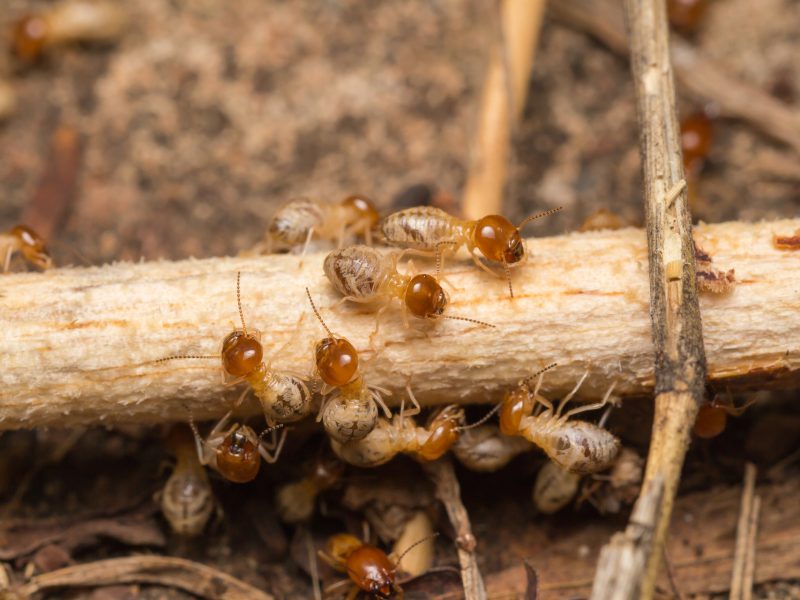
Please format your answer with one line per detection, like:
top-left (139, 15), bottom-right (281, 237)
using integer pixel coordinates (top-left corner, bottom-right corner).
top-left (462, 0), bottom-right (546, 219)
top-left (730, 463), bottom-right (758, 600)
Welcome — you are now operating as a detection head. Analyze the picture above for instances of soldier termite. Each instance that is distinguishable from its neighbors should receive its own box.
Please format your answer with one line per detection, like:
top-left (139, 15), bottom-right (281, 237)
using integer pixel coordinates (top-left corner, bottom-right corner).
top-left (275, 450), bottom-right (345, 523)
top-left (188, 405), bottom-right (286, 484)
top-left (255, 194), bottom-right (380, 255)
top-left (11, 0), bottom-right (125, 64)
top-left (306, 288), bottom-right (393, 444)
top-left (452, 424), bottom-right (533, 472)
top-left (157, 272), bottom-right (313, 426)
top-left (159, 424), bottom-right (215, 536)
top-left (1, 224), bottom-right (52, 273)
top-left (499, 365), bottom-right (621, 474)
top-left (379, 205), bottom-right (562, 298)
top-left (323, 244), bottom-right (495, 330)
top-left (318, 532), bottom-right (434, 599)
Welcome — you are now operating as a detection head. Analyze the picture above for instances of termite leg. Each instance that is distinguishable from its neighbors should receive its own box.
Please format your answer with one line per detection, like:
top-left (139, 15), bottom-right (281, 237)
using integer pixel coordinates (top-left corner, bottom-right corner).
top-left (371, 389), bottom-right (393, 419)
top-left (404, 384), bottom-right (421, 418)
top-left (561, 381), bottom-right (617, 420)
top-left (469, 249), bottom-right (502, 280)
top-left (554, 371), bottom-right (590, 417)
top-left (368, 302), bottom-right (391, 353)
top-left (258, 427), bottom-right (288, 464)
top-left (2, 243), bottom-right (13, 273)
top-left (298, 226), bottom-right (316, 266)
top-left (317, 549), bottom-right (344, 572)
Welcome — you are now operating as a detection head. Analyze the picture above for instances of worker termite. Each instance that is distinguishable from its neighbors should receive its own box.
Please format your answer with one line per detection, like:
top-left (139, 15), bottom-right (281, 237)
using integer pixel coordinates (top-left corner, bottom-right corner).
top-left (255, 194), bottom-right (380, 254)
top-left (532, 462), bottom-right (581, 514)
top-left (452, 424), bottom-right (533, 472)
top-left (158, 272), bottom-right (313, 425)
top-left (330, 404), bottom-right (466, 468)
top-left (576, 447), bottom-right (644, 514)
top-left (323, 244), bottom-right (495, 329)
top-left (11, 0), bottom-right (126, 64)
top-left (318, 532), bottom-right (433, 599)
top-left (1, 224), bottom-right (52, 273)
top-left (188, 407), bottom-right (286, 484)
top-left (499, 365), bottom-right (621, 474)
top-left (159, 424), bottom-right (215, 536)
top-left (275, 450), bottom-right (345, 523)
top-left (380, 205), bottom-right (562, 297)
top-left (306, 288), bottom-right (392, 444)
top-left (693, 393), bottom-right (757, 439)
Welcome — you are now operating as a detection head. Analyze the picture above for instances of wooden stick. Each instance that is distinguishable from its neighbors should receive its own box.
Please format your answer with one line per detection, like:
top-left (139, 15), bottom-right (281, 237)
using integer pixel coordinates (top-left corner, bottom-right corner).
top-left (423, 458), bottom-right (487, 600)
top-left (730, 463), bottom-right (757, 600)
top-left (550, 0), bottom-right (800, 156)
top-left (0, 219), bottom-right (798, 430)
top-left (590, 1), bottom-right (708, 598)
top-left (462, 0), bottom-right (546, 219)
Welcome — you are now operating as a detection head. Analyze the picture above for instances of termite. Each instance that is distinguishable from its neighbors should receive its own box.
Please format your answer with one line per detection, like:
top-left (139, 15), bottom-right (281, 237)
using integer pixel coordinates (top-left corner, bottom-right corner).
top-left (159, 424), bottom-right (215, 536)
top-left (532, 461), bottom-right (581, 514)
top-left (693, 393), bottom-right (757, 439)
top-left (256, 194), bottom-right (380, 254)
top-left (318, 532), bottom-right (433, 599)
top-left (452, 424), bottom-right (533, 472)
top-left (330, 404), bottom-right (466, 468)
top-left (275, 450), bottom-right (345, 523)
top-left (306, 288), bottom-right (392, 444)
top-left (576, 447), bottom-right (643, 514)
top-left (667, 0), bottom-right (709, 34)
top-left (680, 111), bottom-right (714, 177)
top-left (11, 0), bottom-right (126, 64)
top-left (158, 272), bottom-right (313, 426)
top-left (323, 244), bottom-right (495, 329)
top-left (379, 205), bottom-right (562, 297)
top-left (1, 224), bottom-right (52, 273)
top-left (188, 407), bottom-right (286, 484)
top-left (499, 365), bottom-right (621, 474)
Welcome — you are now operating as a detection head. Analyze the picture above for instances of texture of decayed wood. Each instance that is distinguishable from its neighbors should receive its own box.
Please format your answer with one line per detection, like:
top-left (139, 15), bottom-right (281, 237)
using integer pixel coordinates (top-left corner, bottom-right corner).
top-left (484, 478), bottom-right (800, 599)
top-left (0, 218), bottom-right (798, 430)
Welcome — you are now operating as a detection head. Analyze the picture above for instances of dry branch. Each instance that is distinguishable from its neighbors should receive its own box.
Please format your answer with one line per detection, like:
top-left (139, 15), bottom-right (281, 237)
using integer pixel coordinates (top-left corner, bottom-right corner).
top-left (550, 0), bottom-right (800, 156)
top-left (590, 0), bottom-right (708, 597)
top-left (0, 219), bottom-right (799, 430)
top-left (462, 0), bottom-right (545, 219)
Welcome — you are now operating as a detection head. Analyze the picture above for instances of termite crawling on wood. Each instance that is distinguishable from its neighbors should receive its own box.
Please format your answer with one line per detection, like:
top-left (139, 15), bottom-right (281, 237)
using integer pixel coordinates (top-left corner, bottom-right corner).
top-left (256, 194), bottom-right (380, 254)
top-left (323, 244), bottom-right (495, 330)
top-left (499, 365), bottom-right (621, 474)
top-left (306, 288), bottom-right (392, 444)
top-left (380, 205), bottom-right (562, 297)
top-left (1, 224), bottom-right (52, 273)
top-left (275, 450), bottom-right (345, 523)
top-left (157, 272), bottom-right (314, 426)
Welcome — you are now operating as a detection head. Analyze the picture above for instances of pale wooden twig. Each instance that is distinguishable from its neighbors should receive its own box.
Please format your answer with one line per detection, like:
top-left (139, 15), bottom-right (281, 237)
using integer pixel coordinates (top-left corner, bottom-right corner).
top-left (730, 462), bottom-right (758, 600)
top-left (591, 0), bottom-right (707, 598)
top-left (13, 555), bottom-right (274, 600)
top-left (422, 458), bottom-right (487, 600)
top-left (462, 0), bottom-right (546, 219)
top-left (550, 0), bottom-right (800, 156)
top-left (0, 219), bottom-right (798, 430)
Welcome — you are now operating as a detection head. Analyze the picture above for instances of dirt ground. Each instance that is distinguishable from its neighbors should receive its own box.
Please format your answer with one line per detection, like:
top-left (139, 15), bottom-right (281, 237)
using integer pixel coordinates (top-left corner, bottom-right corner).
top-left (1, 1), bottom-right (799, 599)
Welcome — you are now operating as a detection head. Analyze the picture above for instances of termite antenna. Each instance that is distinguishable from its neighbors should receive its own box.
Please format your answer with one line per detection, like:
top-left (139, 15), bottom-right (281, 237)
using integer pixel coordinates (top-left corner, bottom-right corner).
top-left (236, 271), bottom-right (247, 335)
top-left (517, 206), bottom-right (563, 230)
top-left (502, 259), bottom-right (513, 298)
top-left (305, 287), bottom-right (334, 337)
top-left (154, 354), bottom-right (219, 364)
top-left (439, 314), bottom-right (496, 328)
top-left (393, 533), bottom-right (440, 568)
top-left (258, 423), bottom-right (285, 443)
top-left (523, 363), bottom-right (559, 392)
top-left (458, 402), bottom-right (502, 431)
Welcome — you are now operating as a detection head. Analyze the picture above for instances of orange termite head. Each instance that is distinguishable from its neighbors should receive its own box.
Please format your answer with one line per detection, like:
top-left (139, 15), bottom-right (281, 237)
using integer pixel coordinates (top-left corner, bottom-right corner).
top-left (417, 405), bottom-right (465, 461)
top-left (10, 224), bottom-right (52, 269)
top-left (216, 424), bottom-right (261, 483)
top-left (473, 215), bottom-right (524, 264)
top-left (405, 273), bottom-right (448, 319)
top-left (498, 386), bottom-right (534, 436)
top-left (309, 451), bottom-right (345, 489)
top-left (11, 14), bottom-right (50, 63)
top-left (315, 336), bottom-right (359, 387)
top-left (220, 330), bottom-right (263, 379)
top-left (347, 544), bottom-right (399, 598)
top-left (340, 194), bottom-right (380, 227)
top-left (693, 398), bottom-right (727, 439)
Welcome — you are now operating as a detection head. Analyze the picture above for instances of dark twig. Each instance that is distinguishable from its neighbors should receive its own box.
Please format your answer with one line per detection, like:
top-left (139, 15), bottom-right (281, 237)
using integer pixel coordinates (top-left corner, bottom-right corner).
top-left (14, 555), bottom-right (274, 600)
top-left (422, 458), bottom-right (487, 600)
top-left (590, 0), bottom-right (707, 598)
